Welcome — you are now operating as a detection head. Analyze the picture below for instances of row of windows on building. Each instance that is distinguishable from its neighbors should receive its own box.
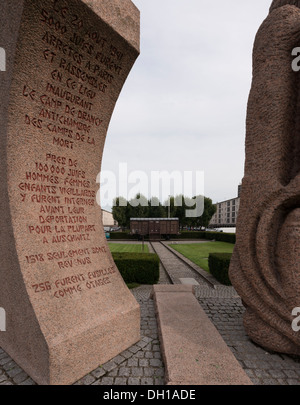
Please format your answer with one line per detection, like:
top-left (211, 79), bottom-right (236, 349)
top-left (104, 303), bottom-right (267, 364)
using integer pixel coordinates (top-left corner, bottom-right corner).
top-left (209, 186), bottom-right (241, 227)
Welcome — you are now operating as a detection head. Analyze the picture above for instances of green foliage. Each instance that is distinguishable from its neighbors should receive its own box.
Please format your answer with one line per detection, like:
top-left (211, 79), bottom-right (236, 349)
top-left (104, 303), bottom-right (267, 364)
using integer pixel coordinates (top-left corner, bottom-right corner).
top-left (108, 243), bottom-right (149, 253)
top-left (108, 230), bottom-right (236, 243)
top-left (173, 195), bottom-right (216, 228)
top-left (208, 253), bottom-right (233, 286)
top-left (128, 193), bottom-right (149, 219)
top-left (204, 232), bottom-right (236, 244)
top-left (173, 231), bottom-right (207, 239)
top-left (112, 252), bottom-right (160, 285)
top-left (163, 196), bottom-right (178, 219)
top-left (200, 197), bottom-right (217, 228)
top-left (112, 194), bottom-right (217, 229)
top-left (172, 231), bottom-right (236, 243)
top-left (112, 197), bottom-right (129, 228)
top-left (109, 232), bottom-right (137, 240)
top-left (171, 241), bottom-right (234, 273)
top-left (148, 197), bottom-right (167, 218)
top-left (126, 283), bottom-right (141, 289)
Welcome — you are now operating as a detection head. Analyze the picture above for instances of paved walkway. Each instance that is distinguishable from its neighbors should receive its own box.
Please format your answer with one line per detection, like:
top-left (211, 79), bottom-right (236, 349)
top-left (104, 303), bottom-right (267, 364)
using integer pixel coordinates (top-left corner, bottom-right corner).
top-left (0, 241), bottom-right (299, 385)
top-left (199, 295), bottom-right (300, 385)
top-left (0, 295), bottom-right (165, 386)
top-left (150, 242), bottom-right (209, 286)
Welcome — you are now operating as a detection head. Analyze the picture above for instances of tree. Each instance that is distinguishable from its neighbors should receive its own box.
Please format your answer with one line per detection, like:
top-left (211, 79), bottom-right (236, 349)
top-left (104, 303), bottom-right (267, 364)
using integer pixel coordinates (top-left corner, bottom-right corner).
top-left (128, 193), bottom-right (149, 219)
top-left (163, 196), bottom-right (178, 219)
top-left (192, 196), bottom-right (216, 228)
top-left (112, 197), bottom-right (128, 229)
top-left (148, 197), bottom-right (166, 218)
top-left (166, 195), bottom-right (216, 229)
top-left (112, 194), bottom-right (216, 230)
top-left (173, 195), bottom-right (187, 227)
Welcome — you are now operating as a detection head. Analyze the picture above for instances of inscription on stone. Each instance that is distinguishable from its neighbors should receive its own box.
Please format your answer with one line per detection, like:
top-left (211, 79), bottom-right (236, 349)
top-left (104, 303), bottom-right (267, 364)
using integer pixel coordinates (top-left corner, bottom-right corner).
top-left (0, 0), bottom-right (140, 385)
top-left (14, 0), bottom-right (129, 292)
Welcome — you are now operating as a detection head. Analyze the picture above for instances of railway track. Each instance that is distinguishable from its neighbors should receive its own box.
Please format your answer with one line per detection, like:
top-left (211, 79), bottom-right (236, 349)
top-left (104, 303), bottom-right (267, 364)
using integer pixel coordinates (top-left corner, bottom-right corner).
top-left (149, 241), bottom-right (216, 288)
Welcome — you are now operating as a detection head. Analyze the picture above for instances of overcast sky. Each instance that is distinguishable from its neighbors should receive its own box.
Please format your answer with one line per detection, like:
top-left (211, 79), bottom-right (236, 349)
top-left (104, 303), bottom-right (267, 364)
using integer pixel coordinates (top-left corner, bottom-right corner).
top-left (100, 0), bottom-right (272, 211)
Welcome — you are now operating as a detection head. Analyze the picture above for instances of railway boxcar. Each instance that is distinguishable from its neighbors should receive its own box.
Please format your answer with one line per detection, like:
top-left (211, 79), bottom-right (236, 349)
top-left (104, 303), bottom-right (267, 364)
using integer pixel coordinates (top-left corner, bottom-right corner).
top-left (130, 218), bottom-right (179, 240)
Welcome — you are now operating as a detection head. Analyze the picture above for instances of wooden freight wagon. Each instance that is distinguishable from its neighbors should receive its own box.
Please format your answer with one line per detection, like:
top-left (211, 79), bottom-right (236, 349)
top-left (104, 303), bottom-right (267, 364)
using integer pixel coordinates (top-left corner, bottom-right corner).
top-left (130, 218), bottom-right (179, 241)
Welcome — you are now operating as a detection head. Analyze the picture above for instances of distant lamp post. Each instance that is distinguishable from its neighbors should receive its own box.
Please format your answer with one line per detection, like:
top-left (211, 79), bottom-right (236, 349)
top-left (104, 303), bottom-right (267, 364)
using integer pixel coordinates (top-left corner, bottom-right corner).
top-left (168, 195), bottom-right (171, 219)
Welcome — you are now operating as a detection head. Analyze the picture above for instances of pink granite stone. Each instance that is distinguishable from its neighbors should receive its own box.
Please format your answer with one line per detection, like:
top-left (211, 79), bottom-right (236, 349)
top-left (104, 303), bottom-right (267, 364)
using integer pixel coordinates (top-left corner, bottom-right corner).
top-left (152, 285), bottom-right (252, 385)
top-left (0, 0), bottom-right (140, 385)
top-left (229, 0), bottom-right (300, 355)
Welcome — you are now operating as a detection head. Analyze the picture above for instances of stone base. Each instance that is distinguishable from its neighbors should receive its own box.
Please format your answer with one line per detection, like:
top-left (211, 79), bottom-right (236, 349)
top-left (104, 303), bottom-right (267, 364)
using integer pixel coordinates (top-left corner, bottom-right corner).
top-left (152, 285), bottom-right (252, 385)
top-left (1, 300), bottom-right (140, 385)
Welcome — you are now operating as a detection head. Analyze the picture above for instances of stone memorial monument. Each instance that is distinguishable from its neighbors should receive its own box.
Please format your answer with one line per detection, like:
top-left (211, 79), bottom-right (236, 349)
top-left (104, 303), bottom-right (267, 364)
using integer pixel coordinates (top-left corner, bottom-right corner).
top-left (230, 0), bottom-right (300, 355)
top-left (0, 0), bottom-right (140, 385)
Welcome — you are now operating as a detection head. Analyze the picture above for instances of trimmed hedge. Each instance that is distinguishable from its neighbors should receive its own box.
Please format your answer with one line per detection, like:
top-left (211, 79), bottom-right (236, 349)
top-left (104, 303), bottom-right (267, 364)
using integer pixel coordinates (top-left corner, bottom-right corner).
top-left (204, 232), bottom-right (236, 244)
top-left (174, 231), bottom-right (236, 244)
top-left (108, 231), bottom-right (236, 243)
top-left (109, 232), bottom-right (152, 241)
top-left (112, 252), bottom-right (160, 285)
top-left (173, 232), bottom-right (206, 239)
top-left (208, 253), bottom-right (232, 286)
top-left (109, 232), bottom-right (138, 240)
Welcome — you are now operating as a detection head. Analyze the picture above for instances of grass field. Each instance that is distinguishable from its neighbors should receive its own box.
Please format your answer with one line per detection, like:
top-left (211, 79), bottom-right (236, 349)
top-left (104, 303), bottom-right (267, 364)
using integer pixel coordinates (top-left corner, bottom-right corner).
top-left (170, 242), bottom-right (234, 272)
top-left (108, 243), bottom-right (149, 254)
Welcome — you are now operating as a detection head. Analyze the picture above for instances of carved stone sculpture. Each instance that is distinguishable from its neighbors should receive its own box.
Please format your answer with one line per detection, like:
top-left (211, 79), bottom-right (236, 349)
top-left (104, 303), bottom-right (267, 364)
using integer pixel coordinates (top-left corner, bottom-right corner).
top-left (230, 0), bottom-right (300, 355)
top-left (0, 0), bottom-right (140, 385)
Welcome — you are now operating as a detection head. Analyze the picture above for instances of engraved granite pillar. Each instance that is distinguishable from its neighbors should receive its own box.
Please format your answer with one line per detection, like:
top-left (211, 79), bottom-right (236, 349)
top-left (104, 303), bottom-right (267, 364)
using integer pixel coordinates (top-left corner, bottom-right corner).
top-left (0, 0), bottom-right (140, 385)
top-left (229, 0), bottom-right (300, 355)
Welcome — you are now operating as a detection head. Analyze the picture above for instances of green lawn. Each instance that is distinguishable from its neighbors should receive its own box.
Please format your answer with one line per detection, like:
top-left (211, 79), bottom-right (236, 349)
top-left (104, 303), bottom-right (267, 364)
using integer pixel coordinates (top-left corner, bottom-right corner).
top-left (170, 242), bottom-right (234, 273)
top-left (126, 283), bottom-right (141, 290)
top-left (108, 243), bottom-right (149, 254)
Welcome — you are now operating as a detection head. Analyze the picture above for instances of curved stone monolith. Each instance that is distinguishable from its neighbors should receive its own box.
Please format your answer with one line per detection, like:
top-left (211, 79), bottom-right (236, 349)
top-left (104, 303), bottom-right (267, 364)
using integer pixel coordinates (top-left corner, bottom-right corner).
top-left (0, 0), bottom-right (140, 385)
top-left (229, 0), bottom-right (300, 355)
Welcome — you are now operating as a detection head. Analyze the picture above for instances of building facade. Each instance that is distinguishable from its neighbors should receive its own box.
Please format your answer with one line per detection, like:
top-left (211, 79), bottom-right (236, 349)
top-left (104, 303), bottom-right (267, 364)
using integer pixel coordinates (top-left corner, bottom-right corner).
top-left (209, 186), bottom-right (241, 228)
top-left (101, 209), bottom-right (118, 228)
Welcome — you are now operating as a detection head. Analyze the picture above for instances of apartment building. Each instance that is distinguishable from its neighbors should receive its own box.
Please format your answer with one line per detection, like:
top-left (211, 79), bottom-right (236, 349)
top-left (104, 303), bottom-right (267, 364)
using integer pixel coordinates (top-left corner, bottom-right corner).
top-left (102, 209), bottom-right (118, 228)
top-left (209, 186), bottom-right (241, 228)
